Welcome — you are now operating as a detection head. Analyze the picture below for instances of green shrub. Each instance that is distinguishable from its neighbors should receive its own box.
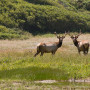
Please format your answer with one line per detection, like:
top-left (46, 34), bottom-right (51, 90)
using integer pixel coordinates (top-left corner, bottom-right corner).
top-left (0, 25), bottom-right (31, 39)
top-left (83, 1), bottom-right (90, 11)
top-left (0, 33), bottom-right (20, 39)
top-left (0, 25), bottom-right (9, 33)
top-left (0, 0), bottom-right (90, 38)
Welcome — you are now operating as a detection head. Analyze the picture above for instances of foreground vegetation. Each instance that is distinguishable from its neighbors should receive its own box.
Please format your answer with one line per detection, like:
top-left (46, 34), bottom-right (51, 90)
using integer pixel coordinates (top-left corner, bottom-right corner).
top-left (0, 51), bottom-right (90, 81)
top-left (0, 34), bottom-right (90, 89)
top-left (0, 34), bottom-right (90, 81)
top-left (0, 51), bottom-right (90, 80)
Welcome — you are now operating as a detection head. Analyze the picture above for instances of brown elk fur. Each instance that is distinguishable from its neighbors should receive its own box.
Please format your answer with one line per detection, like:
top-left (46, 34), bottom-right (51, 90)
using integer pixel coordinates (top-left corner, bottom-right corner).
top-left (69, 32), bottom-right (89, 55)
top-left (34, 32), bottom-right (66, 57)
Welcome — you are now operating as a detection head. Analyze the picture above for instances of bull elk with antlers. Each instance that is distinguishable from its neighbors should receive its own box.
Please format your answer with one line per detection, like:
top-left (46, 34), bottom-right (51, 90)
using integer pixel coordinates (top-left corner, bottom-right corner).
top-left (34, 32), bottom-right (66, 57)
top-left (68, 30), bottom-right (89, 55)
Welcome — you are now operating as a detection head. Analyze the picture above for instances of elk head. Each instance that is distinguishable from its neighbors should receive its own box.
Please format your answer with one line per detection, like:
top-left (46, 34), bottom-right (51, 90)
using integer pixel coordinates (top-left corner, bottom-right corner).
top-left (68, 30), bottom-right (81, 42)
top-left (68, 30), bottom-right (89, 55)
top-left (68, 30), bottom-right (82, 48)
top-left (54, 31), bottom-right (67, 42)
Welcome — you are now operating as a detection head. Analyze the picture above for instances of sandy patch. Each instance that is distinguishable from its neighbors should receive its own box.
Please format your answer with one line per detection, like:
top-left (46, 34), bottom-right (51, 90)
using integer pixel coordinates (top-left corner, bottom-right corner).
top-left (69, 78), bottom-right (90, 83)
top-left (35, 78), bottom-right (90, 84)
top-left (35, 80), bottom-right (57, 83)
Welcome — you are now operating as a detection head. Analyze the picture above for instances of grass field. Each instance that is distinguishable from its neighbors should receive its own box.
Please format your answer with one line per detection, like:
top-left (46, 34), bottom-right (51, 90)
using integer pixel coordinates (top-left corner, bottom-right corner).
top-left (0, 33), bottom-right (90, 89)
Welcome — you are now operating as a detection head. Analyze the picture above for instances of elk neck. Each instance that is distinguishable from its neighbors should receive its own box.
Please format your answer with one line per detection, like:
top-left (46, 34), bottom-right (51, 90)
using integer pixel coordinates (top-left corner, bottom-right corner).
top-left (57, 41), bottom-right (62, 48)
top-left (73, 40), bottom-right (78, 47)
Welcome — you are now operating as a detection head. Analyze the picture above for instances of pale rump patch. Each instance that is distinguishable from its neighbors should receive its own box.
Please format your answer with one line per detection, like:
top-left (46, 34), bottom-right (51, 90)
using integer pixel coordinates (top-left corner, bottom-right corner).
top-left (79, 41), bottom-right (89, 49)
top-left (37, 43), bottom-right (45, 46)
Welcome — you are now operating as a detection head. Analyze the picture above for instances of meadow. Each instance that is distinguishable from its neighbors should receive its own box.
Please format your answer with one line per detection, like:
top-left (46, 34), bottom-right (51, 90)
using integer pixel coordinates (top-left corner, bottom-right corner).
top-left (0, 33), bottom-right (90, 89)
top-left (0, 0), bottom-right (90, 89)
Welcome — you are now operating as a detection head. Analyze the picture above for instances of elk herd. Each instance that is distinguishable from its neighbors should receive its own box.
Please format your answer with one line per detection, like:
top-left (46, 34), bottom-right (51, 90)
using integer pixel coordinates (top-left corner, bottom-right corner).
top-left (34, 31), bottom-right (89, 57)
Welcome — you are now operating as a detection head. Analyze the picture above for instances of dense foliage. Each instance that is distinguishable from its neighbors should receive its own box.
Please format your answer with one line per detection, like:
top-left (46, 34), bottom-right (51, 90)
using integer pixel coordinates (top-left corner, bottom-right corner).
top-left (0, 0), bottom-right (90, 38)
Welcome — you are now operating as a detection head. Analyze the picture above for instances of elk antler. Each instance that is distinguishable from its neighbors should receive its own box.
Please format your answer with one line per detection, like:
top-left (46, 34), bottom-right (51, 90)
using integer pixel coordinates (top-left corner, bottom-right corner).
top-left (54, 31), bottom-right (67, 38)
top-left (75, 29), bottom-right (82, 37)
top-left (68, 31), bottom-right (73, 37)
top-left (54, 32), bottom-right (58, 37)
top-left (61, 31), bottom-right (67, 38)
top-left (64, 31), bottom-right (67, 37)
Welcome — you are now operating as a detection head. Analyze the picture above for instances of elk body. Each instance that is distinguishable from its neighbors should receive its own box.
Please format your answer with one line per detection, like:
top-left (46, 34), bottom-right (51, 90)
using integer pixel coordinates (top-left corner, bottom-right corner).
top-left (34, 32), bottom-right (66, 57)
top-left (69, 32), bottom-right (89, 55)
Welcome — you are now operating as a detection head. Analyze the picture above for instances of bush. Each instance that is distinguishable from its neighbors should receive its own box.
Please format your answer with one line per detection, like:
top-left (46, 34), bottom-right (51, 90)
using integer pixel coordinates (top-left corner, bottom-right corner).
top-left (0, 0), bottom-right (90, 38)
top-left (0, 25), bottom-right (9, 33)
top-left (0, 25), bottom-right (31, 39)
top-left (0, 33), bottom-right (20, 39)
top-left (84, 1), bottom-right (90, 11)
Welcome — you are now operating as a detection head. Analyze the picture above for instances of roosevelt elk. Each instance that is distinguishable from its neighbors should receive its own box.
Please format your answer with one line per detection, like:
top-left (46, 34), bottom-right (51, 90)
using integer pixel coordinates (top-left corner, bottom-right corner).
top-left (34, 32), bottom-right (66, 57)
top-left (68, 31), bottom-right (89, 55)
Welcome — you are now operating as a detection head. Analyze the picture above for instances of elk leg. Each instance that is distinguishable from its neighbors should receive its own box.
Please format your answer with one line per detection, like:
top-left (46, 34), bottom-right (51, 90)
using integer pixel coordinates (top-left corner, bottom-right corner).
top-left (40, 52), bottom-right (44, 56)
top-left (86, 49), bottom-right (89, 54)
top-left (85, 50), bottom-right (88, 55)
top-left (78, 51), bottom-right (80, 54)
top-left (34, 51), bottom-right (40, 57)
top-left (83, 51), bottom-right (86, 55)
top-left (83, 46), bottom-right (86, 55)
top-left (85, 51), bottom-right (88, 54)
top-left (78, 49), bottom-right (80, 54)
top-left (52, 51), bottom-right (55, 55)
top-left (86, 46), bottom-right (89, 54)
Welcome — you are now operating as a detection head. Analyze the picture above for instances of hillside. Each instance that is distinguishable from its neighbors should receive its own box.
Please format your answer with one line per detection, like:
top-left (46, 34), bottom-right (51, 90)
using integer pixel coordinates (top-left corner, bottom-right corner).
top-left (0, 0), bottom-right (90, 39)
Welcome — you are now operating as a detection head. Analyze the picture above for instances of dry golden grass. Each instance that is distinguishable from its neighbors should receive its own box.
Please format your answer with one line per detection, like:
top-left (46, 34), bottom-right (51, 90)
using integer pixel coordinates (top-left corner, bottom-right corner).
top-left (0, 34), bottom-right (89, 54)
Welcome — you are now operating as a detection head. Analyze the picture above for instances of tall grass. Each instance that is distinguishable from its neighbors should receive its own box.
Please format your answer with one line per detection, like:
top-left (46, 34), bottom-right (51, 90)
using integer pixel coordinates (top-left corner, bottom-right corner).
top-left (0, 50), bottom-right (90, 81)
top-left (0, 34), bottom-right (90, 81)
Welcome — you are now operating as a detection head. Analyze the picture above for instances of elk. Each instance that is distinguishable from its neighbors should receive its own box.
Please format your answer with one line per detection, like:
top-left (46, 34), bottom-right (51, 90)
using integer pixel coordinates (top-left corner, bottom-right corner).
top-left (34, 32), bottom-right (66, 57)
top-left (68, 31), bottom-right (89, 55)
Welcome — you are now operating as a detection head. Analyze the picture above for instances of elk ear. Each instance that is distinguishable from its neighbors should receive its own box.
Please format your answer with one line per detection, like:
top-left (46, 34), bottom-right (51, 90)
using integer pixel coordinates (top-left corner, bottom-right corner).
top-left (75, 36), bottom-right (78, 39)
top-left (54, 32), bottom-right (58, 37)
top-left (62, 36), bottom-right (65, 39)
top-left (71, 36), bottom-right (74, 39)
top-left (76, 29), bottom-right (82, 37)
top-left (57, 36), bottom-right (59, 38)
top-left (68, 31), bottom-right (73, 38)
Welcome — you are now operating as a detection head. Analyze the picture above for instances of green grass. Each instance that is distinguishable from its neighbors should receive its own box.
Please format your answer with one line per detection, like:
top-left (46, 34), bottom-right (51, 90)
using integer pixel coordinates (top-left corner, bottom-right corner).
top-left (0, 34), bottom-right (90, 89)
top-left (0, 50), bottom-right (90, 81)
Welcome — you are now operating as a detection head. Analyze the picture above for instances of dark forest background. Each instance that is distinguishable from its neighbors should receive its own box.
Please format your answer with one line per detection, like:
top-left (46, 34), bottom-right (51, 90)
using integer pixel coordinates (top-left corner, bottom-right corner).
top-left (0, 0), bottom-right (90, 39)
